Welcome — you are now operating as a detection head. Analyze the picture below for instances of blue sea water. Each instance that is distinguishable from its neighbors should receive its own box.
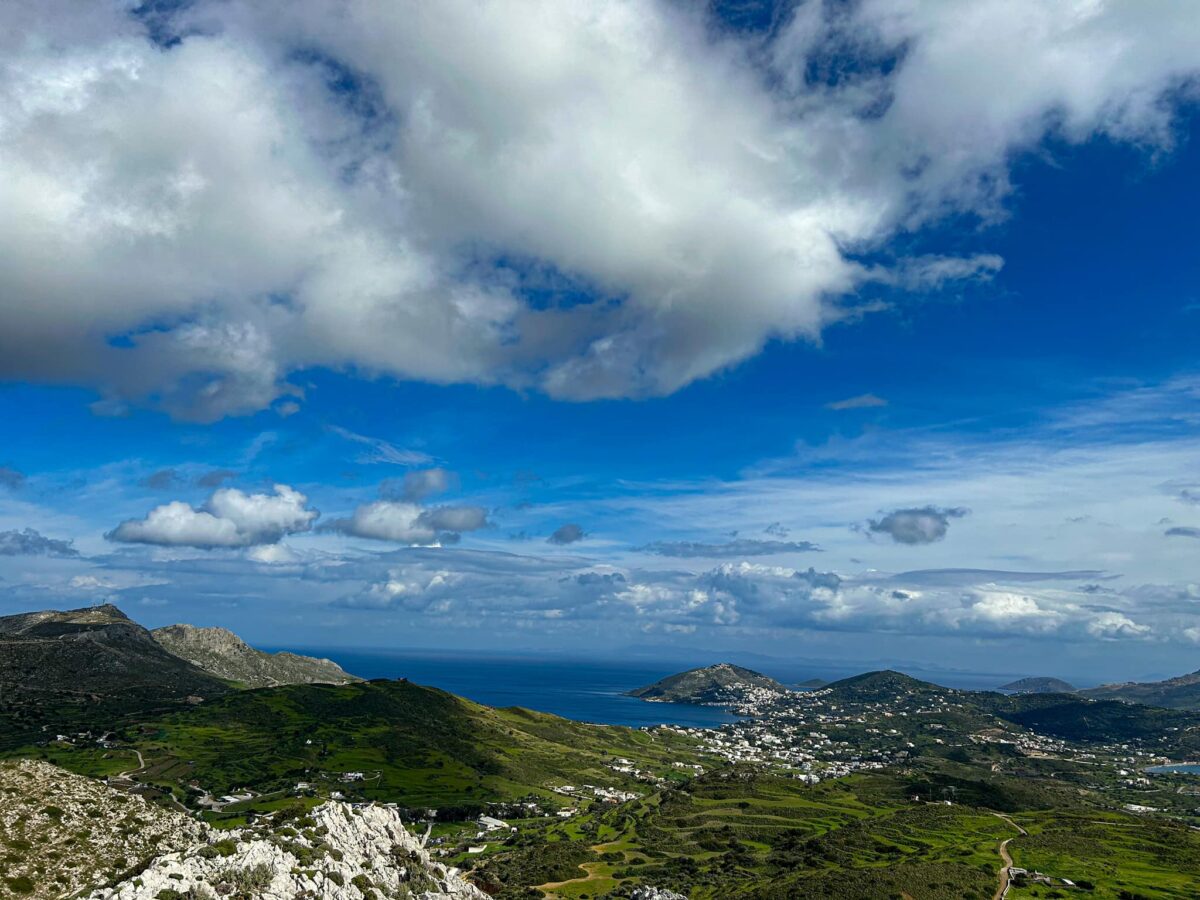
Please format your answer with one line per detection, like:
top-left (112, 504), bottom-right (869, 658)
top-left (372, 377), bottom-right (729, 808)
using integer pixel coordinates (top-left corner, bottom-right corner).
top-left (283, 648), bottom-right (739, 729)
top-left (1145, 763), bottom-right (1200, 774)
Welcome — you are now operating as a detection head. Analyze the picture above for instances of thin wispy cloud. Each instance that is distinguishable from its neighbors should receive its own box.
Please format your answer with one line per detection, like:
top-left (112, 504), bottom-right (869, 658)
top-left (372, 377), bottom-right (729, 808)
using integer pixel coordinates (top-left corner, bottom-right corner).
top-left (826, 394), bottom-right (888, 411)
top-left (640, 539), bottom-right (821, 558)
top-left (329, 426), bottom-right (433, 467)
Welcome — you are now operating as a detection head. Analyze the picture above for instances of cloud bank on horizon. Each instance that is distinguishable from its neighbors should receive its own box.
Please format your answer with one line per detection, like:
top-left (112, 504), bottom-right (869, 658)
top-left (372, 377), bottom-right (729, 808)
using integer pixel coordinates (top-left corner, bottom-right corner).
top-left (2, 0), bottom-right (1198, 418)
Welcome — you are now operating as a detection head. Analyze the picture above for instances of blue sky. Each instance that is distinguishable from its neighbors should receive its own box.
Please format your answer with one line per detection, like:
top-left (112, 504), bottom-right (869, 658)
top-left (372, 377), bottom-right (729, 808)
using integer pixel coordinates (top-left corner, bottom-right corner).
top-left (3, 0), bottom-right (1200, 684)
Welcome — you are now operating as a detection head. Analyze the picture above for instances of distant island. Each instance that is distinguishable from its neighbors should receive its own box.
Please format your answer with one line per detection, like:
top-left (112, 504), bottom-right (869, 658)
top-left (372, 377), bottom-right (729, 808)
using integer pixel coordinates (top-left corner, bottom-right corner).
top-left (998, 676), bottom-right (1078, 694)
top-left (626, 662), bottom-right (790, 706)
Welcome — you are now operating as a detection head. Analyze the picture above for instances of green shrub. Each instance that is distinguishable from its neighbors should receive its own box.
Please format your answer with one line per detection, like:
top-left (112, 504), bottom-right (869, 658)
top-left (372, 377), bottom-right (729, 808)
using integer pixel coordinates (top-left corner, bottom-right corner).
top-left (4, 876), bottom-right (35, 895)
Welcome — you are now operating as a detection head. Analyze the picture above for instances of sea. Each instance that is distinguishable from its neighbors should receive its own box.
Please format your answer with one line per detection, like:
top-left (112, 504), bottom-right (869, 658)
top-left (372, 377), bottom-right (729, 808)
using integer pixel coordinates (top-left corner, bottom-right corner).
top-left (274, 646), bottom-right (1044, 729)
top-left (286, 648), bottom-right (740, 729)
top-left (1145, 763), bottom-right (1200, 774)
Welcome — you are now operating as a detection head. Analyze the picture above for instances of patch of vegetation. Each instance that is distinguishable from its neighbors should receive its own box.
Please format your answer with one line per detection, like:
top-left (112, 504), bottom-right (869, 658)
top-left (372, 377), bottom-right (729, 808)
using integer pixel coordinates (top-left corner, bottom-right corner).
top-left (473, 839), bottom-right (598, 897)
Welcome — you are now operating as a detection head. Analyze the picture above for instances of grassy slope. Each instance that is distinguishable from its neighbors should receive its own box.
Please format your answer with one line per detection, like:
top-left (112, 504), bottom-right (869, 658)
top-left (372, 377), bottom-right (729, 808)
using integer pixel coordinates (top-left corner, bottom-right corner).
top-left (499, 768), bottom-right (1019, 900)
top-left (25, 680), bottom-right (706, 812)
top-left (496, 761), bottom-right (1200, 900)
top-left (1006, 811), bottom-right (1200, 900)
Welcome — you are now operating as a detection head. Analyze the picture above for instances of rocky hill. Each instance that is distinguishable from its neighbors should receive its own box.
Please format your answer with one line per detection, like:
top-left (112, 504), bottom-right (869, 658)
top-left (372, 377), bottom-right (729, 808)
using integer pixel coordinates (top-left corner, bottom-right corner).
top-left (998, 676), bottom-right (1077, 694)
top-left (1082, 668), bottom-right (1200, 710)
top-left (627, 663), bottom-right (789, 705)
top-left (88, 800), bottom-right (485, 900)
top-left (822, 670), bottom-right (945, 702)
top-left (152, 623), bottom-right (361, 689)
top-left (0, 759), bottom-right (205, 899)
top-left (0, 758), bottom-right (483, 900)
top-left (0, 604), bottom-right (230, 747)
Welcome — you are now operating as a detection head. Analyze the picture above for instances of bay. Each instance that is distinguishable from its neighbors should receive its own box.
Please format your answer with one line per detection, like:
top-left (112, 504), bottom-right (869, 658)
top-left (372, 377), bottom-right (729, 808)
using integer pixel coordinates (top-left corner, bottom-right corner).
top-left (279, 647), bottom-right (739, 729)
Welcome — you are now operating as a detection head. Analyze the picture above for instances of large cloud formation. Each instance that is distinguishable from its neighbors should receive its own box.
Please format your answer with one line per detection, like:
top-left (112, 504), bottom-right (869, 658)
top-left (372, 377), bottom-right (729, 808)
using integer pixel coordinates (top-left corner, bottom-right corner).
top-left (107, 485), bottom-right (318, 548)
top-left (2, 1), bottom-right (1198, 417)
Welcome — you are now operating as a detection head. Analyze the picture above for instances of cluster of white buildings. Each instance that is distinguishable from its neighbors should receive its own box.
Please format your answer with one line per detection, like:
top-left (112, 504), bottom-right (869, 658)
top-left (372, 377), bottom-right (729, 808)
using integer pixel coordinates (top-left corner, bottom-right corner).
top-left (552, 782), bottom-right (641, 804)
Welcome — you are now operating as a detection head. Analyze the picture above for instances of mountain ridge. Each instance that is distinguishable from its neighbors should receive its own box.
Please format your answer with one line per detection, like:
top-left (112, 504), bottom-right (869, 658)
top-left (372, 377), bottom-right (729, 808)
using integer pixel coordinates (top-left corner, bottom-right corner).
top-left (0, 603), bottom-right (231, 748)
top-left (1082, 668), bottom-right (1200, 709)
top-left (151, 622), bottom-right (361, 688)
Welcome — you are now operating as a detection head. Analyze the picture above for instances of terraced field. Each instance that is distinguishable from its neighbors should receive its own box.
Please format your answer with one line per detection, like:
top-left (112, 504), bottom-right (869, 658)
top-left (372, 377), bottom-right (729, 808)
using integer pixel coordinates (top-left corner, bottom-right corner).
top-left (465, 766), bottom-right (1200, 900)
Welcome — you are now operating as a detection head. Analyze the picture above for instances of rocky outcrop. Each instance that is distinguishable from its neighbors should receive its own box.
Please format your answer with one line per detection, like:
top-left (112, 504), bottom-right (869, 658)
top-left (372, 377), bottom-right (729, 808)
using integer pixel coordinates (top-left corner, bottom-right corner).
top-left (0, 760), bottom-right (483, 900)
top-left (87, 801), bottom-right (486, 900)
top-left (152, 623), bottom-right (360, 689)
top-left (629, 887), bottom-right (689, 900)
top-left (0, 759), bottom-right (205, 900)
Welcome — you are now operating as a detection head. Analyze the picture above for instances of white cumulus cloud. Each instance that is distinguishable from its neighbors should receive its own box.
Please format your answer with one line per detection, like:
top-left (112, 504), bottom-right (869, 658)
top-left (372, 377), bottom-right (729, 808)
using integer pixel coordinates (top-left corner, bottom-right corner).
top-left (107, 485), bottom-right (317, 548)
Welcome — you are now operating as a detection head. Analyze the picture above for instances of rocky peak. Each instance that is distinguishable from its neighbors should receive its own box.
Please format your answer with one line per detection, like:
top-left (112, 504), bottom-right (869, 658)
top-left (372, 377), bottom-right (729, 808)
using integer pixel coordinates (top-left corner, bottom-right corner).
top-left (0, 602), bottom-right (134, 636)
top-left (154, 623), bottom-right (254, 654)
top-left (152, 622), bottom-right (360, 689)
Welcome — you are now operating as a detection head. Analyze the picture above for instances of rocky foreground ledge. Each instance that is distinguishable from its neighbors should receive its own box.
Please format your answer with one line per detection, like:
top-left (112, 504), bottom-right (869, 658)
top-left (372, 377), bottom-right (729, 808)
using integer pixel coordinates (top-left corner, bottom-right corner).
top-left (0, 760), bottom-right (484, 900)
top-left (87, 801), bottom-right (486, 900)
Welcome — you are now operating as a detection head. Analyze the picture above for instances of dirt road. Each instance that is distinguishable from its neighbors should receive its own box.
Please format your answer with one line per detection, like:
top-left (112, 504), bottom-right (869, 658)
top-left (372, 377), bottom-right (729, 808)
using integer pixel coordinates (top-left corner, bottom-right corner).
top-left (991, 813), bottom-right (1027, 900)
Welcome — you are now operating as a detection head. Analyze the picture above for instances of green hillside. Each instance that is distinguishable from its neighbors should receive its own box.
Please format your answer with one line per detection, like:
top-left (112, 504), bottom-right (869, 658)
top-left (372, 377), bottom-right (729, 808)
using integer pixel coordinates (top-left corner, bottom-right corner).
top-left (0, 604), bottom-right (231, 749)
top-left (26, 679), bottom-right (706, 813)
top-left (470, 765), bottom-right (1200, 900)
top-left (1083, 670), bottom-right (1200, 710)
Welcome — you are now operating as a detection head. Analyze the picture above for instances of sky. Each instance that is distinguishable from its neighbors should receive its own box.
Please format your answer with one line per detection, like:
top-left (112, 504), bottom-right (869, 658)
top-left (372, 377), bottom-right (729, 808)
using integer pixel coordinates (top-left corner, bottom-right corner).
top-left (2, 0), bottom-right (1200, 684)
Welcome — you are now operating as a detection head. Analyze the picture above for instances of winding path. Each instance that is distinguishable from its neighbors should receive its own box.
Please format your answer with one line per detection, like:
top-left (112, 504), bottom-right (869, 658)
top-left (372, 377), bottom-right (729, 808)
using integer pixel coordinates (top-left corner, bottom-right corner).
top-left (115, 748), bottom-right (145, 779)
top-left (991, 813), bottom-right (1027, 900)
top-left (535, 861), bottom-right (604, 895)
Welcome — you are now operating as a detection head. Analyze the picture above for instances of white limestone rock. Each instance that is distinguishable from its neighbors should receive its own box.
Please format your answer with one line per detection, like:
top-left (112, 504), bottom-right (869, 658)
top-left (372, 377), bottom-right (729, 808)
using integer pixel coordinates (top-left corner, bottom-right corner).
top-left (87, 802), bottom-right (487, 900)
top-left (630, 888), bottom-right (689, 900)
